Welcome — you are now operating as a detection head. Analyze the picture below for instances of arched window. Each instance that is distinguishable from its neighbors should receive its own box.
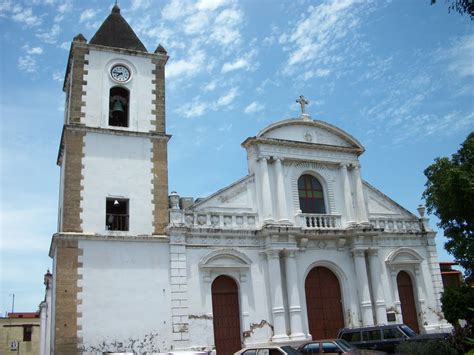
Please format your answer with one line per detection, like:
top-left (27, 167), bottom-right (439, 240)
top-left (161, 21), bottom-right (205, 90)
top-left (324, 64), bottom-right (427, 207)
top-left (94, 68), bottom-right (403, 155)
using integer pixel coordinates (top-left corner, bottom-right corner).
top-left (109, 86), bottom-right (129, 127)
top-left (298, 174), bottom-right (326, 214)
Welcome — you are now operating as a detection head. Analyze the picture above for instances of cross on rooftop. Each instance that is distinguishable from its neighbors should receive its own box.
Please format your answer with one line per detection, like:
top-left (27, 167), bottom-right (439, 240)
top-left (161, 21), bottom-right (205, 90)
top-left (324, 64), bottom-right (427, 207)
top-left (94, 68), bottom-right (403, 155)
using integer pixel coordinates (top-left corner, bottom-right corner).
top-left (296, 95), bottom-right (308, 114)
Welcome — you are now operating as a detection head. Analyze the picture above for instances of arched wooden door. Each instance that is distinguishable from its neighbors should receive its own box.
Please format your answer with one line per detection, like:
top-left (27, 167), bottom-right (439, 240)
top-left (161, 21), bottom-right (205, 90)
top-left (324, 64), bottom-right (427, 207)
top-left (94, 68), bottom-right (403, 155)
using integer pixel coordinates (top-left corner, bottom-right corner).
top-left (305, 266), bottom-right (344, 339)
top-left (397, 271), bottom-right (420, 333)
top-left (212, 275), bottom-right (241, 355)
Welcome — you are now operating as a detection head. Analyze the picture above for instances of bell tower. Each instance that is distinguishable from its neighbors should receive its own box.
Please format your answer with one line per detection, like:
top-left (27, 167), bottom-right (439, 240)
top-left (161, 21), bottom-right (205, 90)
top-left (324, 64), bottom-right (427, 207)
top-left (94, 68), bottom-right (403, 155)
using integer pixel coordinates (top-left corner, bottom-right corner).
top-left (50, 4), bottom-right (169, 353)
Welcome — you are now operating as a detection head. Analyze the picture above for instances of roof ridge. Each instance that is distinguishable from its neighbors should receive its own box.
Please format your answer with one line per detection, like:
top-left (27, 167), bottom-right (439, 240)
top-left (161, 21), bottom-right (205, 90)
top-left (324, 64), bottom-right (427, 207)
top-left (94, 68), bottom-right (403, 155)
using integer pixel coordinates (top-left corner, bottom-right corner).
top-left (89, 4), bottom-right (147, 52)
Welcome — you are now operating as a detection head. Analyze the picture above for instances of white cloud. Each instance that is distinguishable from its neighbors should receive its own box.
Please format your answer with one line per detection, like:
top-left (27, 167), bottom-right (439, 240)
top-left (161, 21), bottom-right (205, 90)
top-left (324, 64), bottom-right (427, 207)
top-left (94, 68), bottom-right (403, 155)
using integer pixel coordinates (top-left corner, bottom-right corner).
top-left (210, 7), bottom-right (243, 46)
top-left (447, 35), bottom-right (474, 78)
top-left (52, 71), bottom-right (63, 81)
top-left (22, 45), bottom-right (43, 55)
top-left (9, 5), bottom-right (42, 26)
top-left (17, 55), bottom-right (37, 73)
top-left (80, 8), bottom-right (97, 23)
top-left (196, 0), bottom-right (230, 11)
top-left (216, 87), bottom-right (238, 107)
top-left (221, 50), bottom-right (257, 73)
top-left (131, 0), bottom-right (151, 11)
top-left (203, 80), bottom-right (217, 92)
top-left (59, 41), bottom-right (70, 50)
top-left (279, 0), bottom-right (371, 80)
top-left (36, 23), bottom-right (61, 43)
top-left (166, 50), bottom-right (206, 79)
top-left (161, 0), bottom-right (193, 20)
top-left (176, 96), bottom-right (209, 118)
top-left (183, 10), bottom-right (209, 34)
top-left (244, 101), bottom-right (264, 114)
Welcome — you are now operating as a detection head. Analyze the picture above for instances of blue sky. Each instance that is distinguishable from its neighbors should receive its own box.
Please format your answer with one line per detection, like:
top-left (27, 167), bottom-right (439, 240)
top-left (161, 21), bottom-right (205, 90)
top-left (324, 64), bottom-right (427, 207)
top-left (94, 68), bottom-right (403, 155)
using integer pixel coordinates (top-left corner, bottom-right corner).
top-left (0, 0), bottom-right (472, 314)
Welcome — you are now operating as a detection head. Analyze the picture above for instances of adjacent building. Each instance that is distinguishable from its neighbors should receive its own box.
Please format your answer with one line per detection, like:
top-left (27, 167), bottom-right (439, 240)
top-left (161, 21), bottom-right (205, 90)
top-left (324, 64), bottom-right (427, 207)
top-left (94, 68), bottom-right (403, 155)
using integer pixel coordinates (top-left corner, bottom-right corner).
top-left (0, 312), bottom-right (40, 355)
top-left (44, 5), bottom-right (452, 354)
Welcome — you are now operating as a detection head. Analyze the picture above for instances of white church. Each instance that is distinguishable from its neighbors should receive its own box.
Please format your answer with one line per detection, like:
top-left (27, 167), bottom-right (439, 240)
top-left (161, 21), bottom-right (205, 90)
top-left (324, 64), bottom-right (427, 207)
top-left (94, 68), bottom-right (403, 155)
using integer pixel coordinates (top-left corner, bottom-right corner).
top-left (40, 5), bottom-right (451, 355)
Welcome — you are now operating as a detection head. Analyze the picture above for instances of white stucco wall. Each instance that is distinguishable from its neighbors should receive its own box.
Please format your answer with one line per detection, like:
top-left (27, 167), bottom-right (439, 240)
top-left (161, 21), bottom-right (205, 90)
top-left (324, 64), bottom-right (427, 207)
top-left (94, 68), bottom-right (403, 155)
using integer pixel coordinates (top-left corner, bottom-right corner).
top-left (78, 240), bottom-right (172, 352)
top-left (82, 49), bottom-right (155, 132)
top-left (81, 132), bottom-right (154, 235)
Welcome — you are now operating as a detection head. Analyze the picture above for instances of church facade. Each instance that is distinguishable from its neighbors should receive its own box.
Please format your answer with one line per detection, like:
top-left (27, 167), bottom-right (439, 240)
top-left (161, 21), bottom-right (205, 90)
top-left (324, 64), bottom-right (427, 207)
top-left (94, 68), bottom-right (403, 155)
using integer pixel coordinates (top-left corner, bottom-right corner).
top-left (43, 5), bottom-right (451, 355)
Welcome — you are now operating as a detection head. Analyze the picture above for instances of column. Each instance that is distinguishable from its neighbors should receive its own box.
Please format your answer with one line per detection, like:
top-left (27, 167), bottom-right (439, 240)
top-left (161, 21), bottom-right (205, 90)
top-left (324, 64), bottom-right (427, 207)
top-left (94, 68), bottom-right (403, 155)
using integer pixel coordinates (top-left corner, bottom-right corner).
top-left (260, 157), bottom-right (274, 223)
top-left (352, 165), bottom-right (369, 223)
top-left (340, 163), bottom-right (355, 224)
top-left (352, 249), bottom-right (374, 326)
top-left (285, 251), bottom-right (305, 340)
top-left (368, 249), bottom-right (388, 325)
top-left (275, 158), bottom-right (289, 223)
top-left (266, 250), bottom-right (289, 341)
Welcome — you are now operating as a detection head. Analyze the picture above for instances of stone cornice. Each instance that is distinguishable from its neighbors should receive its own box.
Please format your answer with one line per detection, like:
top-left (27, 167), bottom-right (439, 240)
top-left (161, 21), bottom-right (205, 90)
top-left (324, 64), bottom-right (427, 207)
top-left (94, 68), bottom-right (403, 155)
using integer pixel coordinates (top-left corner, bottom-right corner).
top-left (49, 232), bottom-right (169, 258)
top-left (242, 136), bottom-right (364, 156)
top-left (57, 124), bottom-right (171, 165)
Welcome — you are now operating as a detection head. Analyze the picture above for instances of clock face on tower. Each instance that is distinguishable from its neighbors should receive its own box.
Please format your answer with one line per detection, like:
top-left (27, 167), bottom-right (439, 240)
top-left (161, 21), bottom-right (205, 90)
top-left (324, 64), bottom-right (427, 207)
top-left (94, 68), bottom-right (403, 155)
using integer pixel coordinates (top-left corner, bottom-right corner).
top-left (110, 64), bottom-right (131, 83)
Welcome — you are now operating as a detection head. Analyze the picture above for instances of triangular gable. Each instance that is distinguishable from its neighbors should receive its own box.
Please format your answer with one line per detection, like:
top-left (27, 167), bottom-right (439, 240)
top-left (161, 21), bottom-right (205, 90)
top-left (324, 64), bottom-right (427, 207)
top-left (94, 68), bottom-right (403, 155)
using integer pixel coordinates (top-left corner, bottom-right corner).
top-left (190, 175), bottom-right (255, 212)
top-left (364, 181), bottom-right (417, 218)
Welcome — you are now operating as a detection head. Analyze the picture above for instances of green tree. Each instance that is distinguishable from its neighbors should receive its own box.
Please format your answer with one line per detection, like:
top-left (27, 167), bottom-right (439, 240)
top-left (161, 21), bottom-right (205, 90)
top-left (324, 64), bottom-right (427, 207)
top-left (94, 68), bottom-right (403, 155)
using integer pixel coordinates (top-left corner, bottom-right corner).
top-left (423, 133), bottom-right (474, 280)
top-left (431, 0), bottom-right (474, 19)
top-left (441, 286), bottom-right (474, 325)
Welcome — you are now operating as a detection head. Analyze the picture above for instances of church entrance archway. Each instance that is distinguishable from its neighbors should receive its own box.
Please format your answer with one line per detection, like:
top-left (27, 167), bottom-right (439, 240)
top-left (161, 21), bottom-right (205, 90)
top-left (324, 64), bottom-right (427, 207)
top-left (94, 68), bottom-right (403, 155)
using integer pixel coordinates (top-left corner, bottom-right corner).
top-left (305, 266), bottom-right (344, 339)
top-left (211, 275), bottom-right (241, 355)
top-left (397, 271), bottom-right (420, 333)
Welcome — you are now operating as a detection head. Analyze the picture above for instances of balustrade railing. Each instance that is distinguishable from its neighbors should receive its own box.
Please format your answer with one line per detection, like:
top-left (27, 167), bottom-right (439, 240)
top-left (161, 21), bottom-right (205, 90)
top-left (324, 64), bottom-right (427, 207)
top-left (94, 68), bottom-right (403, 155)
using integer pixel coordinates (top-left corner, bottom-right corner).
top-left (170, 210), bottom-right (258, 229)
top-left (369, 218), bottom-right (421, 232)
top-left (298, 214), bottom-right (341, 229)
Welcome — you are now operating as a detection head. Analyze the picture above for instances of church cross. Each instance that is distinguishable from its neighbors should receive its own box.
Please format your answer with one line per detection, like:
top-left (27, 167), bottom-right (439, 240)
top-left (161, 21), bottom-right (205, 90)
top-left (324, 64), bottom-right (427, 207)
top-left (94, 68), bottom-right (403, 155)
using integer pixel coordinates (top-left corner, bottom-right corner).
top-left (296, 95), bottom-right (308, 114)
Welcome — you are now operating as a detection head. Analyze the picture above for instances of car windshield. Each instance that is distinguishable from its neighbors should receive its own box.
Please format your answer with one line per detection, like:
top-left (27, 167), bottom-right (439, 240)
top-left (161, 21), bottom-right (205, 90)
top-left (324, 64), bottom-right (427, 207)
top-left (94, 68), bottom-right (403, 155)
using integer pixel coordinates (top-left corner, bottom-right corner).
top-left (281, 346), bottom-right (303, 355)
top-left (400, 325), bottom-right (417, 337)
top-left (336, 339), bottom-right (356, 351)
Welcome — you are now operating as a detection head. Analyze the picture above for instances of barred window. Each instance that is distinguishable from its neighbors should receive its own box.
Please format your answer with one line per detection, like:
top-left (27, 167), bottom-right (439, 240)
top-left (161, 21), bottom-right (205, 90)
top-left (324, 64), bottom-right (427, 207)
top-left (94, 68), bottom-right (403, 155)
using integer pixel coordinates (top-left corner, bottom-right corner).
top-left (298, 174), bottom-right (326, 214)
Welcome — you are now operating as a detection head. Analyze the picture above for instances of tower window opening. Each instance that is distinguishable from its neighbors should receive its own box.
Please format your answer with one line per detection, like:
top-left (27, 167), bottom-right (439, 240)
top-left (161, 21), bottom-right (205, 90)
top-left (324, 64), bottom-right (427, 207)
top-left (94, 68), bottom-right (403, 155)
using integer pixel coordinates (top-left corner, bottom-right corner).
top-left (109, 87), bottom-right (129, 127)
top-left (106, 198), bottom-right (129, 231)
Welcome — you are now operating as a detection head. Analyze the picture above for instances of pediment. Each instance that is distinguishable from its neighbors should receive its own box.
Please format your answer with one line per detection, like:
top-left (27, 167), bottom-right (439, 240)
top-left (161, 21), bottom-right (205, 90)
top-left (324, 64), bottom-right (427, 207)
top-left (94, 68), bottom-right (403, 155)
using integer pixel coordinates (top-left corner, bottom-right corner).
top-left (386, 248), bottom-right (423, 265)
top-left (364, 181), bottom-right (416, 218)
top-left (191, 175), bottom-right (254, 211)
top-left (254, 118), bottom-right (364, 151)
top-left (199, 249), bottom-right (252, 269)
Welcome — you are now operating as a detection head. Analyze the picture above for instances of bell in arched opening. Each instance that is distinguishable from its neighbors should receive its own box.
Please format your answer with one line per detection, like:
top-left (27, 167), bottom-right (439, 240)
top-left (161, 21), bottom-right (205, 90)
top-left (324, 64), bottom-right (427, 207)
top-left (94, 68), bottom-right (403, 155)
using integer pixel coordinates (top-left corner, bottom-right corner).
top-left (109, 87), bottom-right (129, 127)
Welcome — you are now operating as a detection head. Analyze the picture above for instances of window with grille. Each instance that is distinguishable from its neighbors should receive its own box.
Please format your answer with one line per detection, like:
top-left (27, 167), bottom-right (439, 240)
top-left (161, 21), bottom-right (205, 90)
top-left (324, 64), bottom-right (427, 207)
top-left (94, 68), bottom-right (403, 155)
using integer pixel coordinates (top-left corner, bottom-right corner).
top-left (298, 174), bottom-right (326, 214)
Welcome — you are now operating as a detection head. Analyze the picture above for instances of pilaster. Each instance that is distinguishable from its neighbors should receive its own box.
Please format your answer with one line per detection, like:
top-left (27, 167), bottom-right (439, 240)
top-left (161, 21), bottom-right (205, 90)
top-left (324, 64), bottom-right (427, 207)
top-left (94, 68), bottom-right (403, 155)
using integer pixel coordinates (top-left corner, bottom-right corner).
top-left (340, 163), bottom-right (355, 224)
top-left (53, 239), bottom-right (82, 354)
top-left (367, 249), bottom-right (387, 325)
top-left (352, 248), bottom-right (374, 326)
top-left (266, 250), bottom-right (289, 341)
top-left (169, 235), bottom-right (189, 347)
top-left (353, 165), bottom-right (369, 224)
top-left (275, 158), bottom-right (289, 223)
top-left (285, 251), bottom-right (305, 340)
top-left (260, 157), bottom-right (274, 223)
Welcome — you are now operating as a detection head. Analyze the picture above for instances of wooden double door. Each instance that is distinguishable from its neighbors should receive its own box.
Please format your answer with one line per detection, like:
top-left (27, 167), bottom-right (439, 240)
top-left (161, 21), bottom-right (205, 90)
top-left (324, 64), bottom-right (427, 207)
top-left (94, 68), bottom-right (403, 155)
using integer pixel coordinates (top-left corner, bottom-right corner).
top-left (212, 275), bottom-right (242, 355)
top-left (305, 266), bottom-right (345, 339)
top-left (397, 271), bottom-right (420, 333)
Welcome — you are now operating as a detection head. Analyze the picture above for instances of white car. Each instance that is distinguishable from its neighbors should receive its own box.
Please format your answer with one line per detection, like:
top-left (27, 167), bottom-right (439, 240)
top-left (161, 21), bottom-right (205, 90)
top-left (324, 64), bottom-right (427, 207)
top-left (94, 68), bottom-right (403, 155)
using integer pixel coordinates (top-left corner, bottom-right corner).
top-left (235, 346), bottom-right (303, 355)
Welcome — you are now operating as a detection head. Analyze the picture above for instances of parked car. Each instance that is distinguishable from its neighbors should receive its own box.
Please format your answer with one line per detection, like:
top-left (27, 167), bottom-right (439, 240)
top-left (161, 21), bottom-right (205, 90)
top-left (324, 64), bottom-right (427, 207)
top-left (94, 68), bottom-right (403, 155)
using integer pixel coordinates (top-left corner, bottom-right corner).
top-left (337, 324), bottom-right (450, 353)
top-left (298, 339), bottom-right (358, 354)
top-left (235, 345), bottom-right (303, 355)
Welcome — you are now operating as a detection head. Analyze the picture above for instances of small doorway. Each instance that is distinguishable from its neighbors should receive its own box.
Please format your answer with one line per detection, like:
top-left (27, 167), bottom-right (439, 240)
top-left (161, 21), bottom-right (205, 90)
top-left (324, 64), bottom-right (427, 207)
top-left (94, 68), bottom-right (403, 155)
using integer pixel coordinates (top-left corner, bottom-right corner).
top-left (305, 266), bottom-right (344, 339)
top-left (397, 271), bottom-right (420, 333)
top-left (212, 275), bottom-right (241, 355)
